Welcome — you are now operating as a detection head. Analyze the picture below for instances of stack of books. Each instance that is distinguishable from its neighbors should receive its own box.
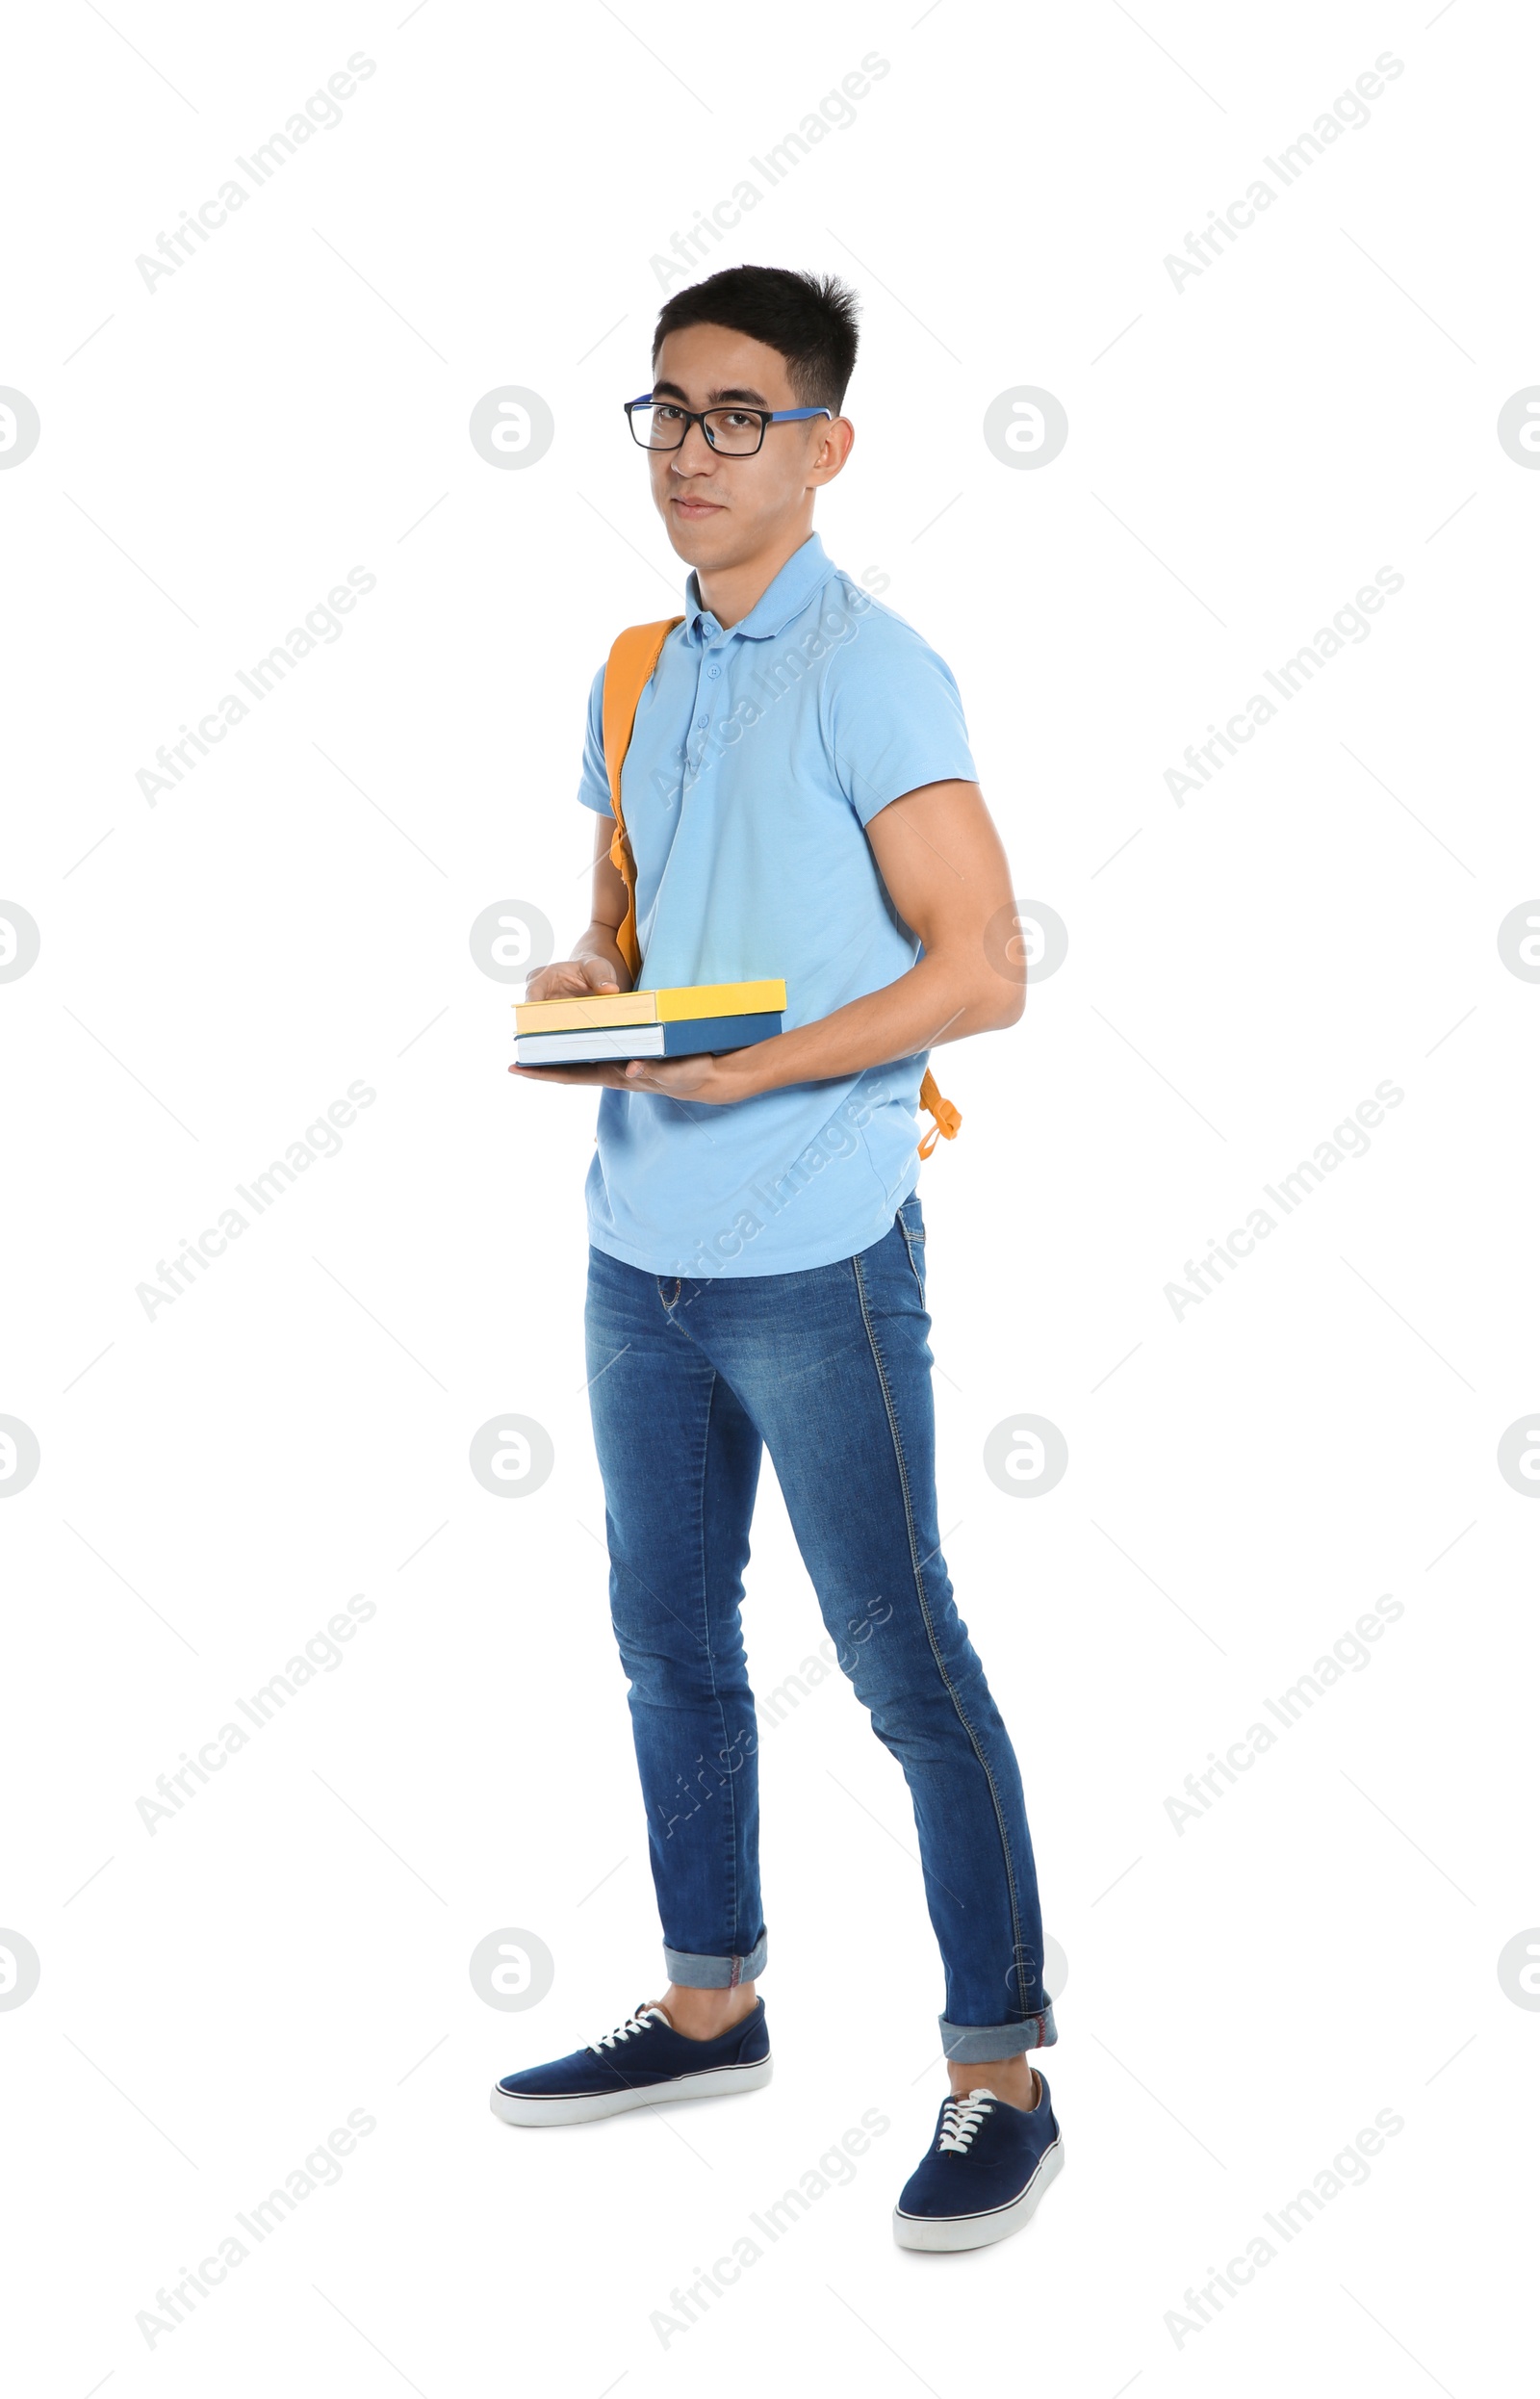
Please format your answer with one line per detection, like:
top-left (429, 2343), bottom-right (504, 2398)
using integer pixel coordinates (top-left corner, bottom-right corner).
top-left (514, 978), bottom-right (786, 1067)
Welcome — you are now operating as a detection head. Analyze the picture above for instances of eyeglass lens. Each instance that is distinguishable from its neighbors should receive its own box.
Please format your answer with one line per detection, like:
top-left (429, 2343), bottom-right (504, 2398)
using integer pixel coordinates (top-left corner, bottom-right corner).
top-left (630, 405), bottom-right (764, 454)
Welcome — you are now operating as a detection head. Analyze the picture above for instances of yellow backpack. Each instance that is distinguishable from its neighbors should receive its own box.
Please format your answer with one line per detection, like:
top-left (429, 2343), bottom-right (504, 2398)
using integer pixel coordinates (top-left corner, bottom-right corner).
top-left (601, 618), bottom-right (962, 1159)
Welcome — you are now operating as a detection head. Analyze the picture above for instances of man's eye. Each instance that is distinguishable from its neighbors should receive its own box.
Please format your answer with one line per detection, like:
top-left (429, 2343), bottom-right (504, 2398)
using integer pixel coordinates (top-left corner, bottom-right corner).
top-left (654, 404), bottom-right (684, 422)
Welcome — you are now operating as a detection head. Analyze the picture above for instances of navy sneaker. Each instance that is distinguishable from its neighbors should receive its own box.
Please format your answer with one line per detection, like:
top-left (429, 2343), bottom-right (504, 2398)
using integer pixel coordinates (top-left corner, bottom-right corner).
top-left (893, 2073), bottom-right (1065, 2251)
top-left (491, 1998), bottom-right (772, 2127)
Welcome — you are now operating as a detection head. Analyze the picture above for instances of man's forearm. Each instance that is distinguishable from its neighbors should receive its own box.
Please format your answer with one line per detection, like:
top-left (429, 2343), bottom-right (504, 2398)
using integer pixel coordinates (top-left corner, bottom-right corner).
top-left (729, 951), bottom-right (1017, 1097)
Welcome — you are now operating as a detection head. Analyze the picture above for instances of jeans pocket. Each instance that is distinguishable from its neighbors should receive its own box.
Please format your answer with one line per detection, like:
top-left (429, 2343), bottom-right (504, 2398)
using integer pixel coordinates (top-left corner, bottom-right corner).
top-left (896, 1202), bottom-right (926, 1304)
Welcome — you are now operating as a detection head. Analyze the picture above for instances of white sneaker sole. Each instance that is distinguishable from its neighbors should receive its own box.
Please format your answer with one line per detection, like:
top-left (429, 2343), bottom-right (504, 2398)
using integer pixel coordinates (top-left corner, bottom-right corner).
top-left (892, 2131), bottom-right (1065, 2251)
top-left (491, 2052), bottom-right (773, 2127)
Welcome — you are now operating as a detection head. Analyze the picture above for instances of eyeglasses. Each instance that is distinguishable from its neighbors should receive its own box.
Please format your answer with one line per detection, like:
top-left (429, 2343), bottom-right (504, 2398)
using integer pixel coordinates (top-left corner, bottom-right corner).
top-left (624, 395), bottom-right (833, 456)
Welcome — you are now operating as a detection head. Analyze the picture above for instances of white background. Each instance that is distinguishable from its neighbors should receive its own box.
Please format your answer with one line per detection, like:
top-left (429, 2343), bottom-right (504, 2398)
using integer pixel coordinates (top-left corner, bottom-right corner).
top-left (2, 1), bottom-right (1535, 2391)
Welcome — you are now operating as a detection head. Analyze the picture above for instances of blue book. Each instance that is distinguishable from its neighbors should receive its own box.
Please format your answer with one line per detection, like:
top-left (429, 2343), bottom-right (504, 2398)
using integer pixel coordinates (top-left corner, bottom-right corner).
top-left (515, 1010), bottom-right (783, 1067)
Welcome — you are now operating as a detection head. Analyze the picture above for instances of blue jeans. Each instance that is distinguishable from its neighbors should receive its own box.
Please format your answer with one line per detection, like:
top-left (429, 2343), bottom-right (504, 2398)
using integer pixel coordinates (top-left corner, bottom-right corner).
top-left (584, 1194), bottom-right (1057, 2063)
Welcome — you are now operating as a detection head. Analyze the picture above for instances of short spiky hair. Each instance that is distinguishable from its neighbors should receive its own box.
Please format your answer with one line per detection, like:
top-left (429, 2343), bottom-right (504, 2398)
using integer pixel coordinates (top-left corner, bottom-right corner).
top-left (653, 267), bottom-right (860, 414)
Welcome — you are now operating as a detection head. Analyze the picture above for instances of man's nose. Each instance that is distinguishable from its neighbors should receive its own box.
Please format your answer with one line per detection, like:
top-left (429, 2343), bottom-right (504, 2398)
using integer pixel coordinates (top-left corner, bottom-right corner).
top-left (671, 420), bottom-right (718, 473)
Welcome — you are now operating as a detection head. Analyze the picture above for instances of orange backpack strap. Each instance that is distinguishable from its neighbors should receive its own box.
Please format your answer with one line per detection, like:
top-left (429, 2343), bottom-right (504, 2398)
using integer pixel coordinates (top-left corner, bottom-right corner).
top-left (601, 617), bottom-right (684, 978)
top-left (917, 1065), bottom-right (962, 1159)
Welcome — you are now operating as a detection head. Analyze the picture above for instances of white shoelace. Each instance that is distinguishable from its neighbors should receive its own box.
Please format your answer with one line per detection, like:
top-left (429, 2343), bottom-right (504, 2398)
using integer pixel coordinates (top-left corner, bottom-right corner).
top-left (937, 2089), bottom-right (998, 2153)
top-left (588, 2002), bottom-right (667, 2055)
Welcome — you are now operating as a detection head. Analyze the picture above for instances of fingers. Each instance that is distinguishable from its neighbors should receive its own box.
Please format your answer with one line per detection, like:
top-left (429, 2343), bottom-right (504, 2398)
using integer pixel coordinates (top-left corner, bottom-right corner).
top-left (524, 964), bottom-right (584, 1002)
top-left (507, 1061), bottom-right (631, 1087)
top-left (524, 958), bottom-right (622, 1003)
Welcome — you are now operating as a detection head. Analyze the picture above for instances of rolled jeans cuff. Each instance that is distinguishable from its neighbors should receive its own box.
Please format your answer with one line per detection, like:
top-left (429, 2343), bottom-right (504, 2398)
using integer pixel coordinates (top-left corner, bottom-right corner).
top-left (663, 1928), bottom-right (768, 1989)
top-left (940, 1998), bottom-right (1058, 2063)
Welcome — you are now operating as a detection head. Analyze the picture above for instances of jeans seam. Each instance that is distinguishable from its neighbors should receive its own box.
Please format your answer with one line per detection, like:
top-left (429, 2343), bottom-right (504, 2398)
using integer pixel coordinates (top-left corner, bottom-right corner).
top-left (696, 1365), bottom-right (742, 1963)
top-left (654, 1281), bottom-right (748, 1964)
top-left (850, 1241), bottom-right (1030, 2019)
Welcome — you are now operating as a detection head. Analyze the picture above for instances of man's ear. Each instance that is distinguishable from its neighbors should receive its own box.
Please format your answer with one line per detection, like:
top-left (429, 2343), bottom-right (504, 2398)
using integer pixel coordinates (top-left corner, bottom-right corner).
top-left (808, 416), bottom-right (855, 487)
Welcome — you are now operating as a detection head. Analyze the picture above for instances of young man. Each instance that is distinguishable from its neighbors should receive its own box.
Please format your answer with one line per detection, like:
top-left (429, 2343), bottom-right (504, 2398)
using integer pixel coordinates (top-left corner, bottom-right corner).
top-left (495, 267), bottom-right (1062, 2251)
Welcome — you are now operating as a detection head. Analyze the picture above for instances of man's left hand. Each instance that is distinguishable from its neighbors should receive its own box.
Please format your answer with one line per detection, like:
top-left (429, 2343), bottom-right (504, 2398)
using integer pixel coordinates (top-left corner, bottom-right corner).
top-left (507, 1049), bottom-right (765, 1102)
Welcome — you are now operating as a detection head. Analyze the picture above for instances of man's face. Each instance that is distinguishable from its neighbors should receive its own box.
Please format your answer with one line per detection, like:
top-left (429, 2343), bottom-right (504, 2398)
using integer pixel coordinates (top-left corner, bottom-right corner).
top-left (643, 322), bottom-right (850, 572)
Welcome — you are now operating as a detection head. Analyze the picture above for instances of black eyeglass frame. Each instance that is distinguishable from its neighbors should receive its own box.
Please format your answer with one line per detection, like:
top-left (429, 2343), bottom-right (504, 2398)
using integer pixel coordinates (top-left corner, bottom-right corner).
top-left (623, 394), bottom-right (834, 454)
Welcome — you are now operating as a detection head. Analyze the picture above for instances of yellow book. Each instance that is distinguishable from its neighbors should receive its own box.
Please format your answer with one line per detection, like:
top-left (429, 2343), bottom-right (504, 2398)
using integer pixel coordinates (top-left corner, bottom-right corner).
top-left (515, 978), bottom-right (785, 1035)
top-left (514, 991), bottom-right (656, 1034)
top-left (655, 979), bottom-right (785, 1022)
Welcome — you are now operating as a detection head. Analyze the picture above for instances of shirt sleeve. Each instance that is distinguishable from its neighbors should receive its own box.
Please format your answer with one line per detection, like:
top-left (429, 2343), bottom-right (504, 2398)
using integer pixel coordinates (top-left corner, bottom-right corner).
top-left (576, 659), bottom-right (612, 814)
top-left (822, 607), bottom-right (979, 828)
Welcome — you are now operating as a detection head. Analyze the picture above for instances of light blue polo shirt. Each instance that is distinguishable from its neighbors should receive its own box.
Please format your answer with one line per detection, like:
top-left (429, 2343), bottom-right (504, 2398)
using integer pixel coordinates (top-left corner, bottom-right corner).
top-left (575, 532), bottom-right (978, 1278)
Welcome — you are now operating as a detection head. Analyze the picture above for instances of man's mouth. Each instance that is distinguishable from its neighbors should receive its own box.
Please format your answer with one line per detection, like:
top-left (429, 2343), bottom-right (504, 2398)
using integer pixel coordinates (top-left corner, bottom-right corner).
top-left (670, 494), bottom-right (725, 517)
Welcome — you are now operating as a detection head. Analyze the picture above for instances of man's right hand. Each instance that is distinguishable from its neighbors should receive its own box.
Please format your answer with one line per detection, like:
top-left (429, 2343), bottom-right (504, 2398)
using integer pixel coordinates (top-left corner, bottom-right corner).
top-left (525, 953), bottom-right (629, 1004)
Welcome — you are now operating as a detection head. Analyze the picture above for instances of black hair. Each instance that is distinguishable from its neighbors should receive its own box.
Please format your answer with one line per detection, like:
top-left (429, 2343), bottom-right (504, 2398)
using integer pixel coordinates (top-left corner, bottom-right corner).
top-left (652, 267), bottom-right (860, 413)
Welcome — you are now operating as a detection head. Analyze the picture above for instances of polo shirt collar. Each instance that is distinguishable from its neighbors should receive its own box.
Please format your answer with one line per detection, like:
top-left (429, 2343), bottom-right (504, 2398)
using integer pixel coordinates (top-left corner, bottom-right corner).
top-left (682, 532), bottom-right (831, 645)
